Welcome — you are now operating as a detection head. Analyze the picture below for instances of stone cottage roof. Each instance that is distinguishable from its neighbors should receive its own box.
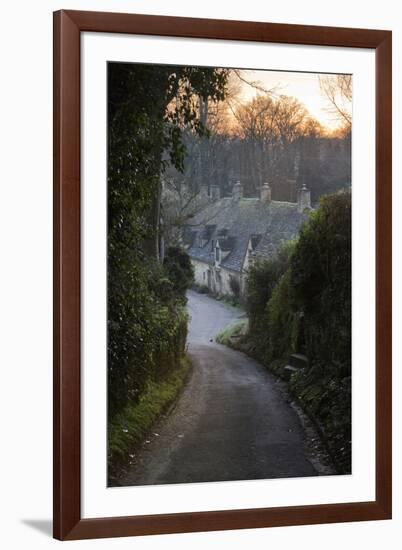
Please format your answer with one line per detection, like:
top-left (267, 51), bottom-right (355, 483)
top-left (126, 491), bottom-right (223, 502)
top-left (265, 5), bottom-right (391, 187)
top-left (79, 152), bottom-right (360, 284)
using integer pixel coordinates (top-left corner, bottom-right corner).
top-left (218, 236), bottom-right (236, 251)
top-left (185, 197), bottom-right (309, 273)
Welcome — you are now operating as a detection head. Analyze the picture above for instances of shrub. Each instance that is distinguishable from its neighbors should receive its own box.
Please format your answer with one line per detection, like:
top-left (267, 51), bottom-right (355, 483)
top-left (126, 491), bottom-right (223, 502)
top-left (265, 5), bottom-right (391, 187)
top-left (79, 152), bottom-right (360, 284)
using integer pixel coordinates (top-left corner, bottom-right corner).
top-left (245, 241), bottom-right (295, 355)
top-left (266, 270), bottom-right (300, 361)
top-left (108, 254), bottom-right (189, 418)
top-left (163, 246), bottom-right (194, 299)
top-left (229, 275), bottom-right (241, 301)
top-left (290, 191), bottom-right (351, 370)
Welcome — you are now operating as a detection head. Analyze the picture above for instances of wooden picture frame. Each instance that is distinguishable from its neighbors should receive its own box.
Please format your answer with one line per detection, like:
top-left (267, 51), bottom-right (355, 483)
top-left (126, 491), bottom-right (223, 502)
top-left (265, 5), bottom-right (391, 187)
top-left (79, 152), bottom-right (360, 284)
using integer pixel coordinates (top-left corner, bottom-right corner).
top-left (53, 9), bottom-right (392, 540)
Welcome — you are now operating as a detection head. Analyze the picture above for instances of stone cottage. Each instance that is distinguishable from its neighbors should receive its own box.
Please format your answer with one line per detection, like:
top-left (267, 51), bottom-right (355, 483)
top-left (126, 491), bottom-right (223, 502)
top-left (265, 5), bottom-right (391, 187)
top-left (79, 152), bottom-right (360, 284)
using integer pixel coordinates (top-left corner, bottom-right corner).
top-left (183, 181), bottom-right (312, 297)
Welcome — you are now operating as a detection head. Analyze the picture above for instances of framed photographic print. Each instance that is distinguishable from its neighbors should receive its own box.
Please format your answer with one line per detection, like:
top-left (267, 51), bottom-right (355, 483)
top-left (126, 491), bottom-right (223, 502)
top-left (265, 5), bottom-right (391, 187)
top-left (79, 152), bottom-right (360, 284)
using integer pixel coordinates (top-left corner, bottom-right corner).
top-left (53, 10), bottom-right (392, 540)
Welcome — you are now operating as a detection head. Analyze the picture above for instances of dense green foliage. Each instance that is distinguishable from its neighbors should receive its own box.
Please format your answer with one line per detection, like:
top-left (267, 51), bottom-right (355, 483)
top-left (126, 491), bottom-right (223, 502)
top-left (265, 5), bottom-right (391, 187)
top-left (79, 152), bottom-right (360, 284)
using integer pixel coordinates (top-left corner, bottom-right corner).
top-left (163, 247), bottom-right (194, 300)
top-left (107, 62), bottom-right (228, 424)
top-left (246, 240), bottom-right (295, 356)
top-left (244, 192), bottom-right (351, 471)
top-left (228, 275), bottom-right (241, 302)
top-left (291, 192), bottom-right (351, 369)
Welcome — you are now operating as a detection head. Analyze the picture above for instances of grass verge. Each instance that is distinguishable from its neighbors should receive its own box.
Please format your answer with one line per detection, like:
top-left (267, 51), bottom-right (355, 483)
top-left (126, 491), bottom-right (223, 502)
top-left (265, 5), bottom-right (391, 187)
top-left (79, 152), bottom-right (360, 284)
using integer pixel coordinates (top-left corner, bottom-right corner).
top-left (216, 319), bottom-right (248, 346)
top-left (108, 356), bottom-right (191, 482)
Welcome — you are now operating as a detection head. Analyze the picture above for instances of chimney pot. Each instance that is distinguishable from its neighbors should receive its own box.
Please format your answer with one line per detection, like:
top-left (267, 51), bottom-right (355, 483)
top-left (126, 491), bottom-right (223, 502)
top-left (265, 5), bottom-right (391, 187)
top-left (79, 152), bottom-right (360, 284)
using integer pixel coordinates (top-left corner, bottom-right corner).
top-left (210, 185), bottom-right (221, 201)
top-left (260, 182), bottom-right (272, 202)
top-left (297, 185), bottom-right (311, 212)
top-left (232, 181), bottom-right (243, 201)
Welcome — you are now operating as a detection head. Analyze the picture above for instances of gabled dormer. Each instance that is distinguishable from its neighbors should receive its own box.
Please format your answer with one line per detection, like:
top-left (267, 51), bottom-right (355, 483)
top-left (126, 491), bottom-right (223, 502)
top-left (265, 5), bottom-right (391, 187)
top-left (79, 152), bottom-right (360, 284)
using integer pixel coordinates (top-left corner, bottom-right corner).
top-left (216, 236), bottom-right (235, 263)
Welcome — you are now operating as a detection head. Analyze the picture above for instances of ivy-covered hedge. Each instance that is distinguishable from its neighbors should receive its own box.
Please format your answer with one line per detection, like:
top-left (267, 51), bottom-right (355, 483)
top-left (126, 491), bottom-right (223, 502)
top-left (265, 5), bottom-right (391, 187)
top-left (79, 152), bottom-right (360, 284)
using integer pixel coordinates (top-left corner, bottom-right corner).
top-left (108, 251), bottom-right (190, 419)
top-left (244, 192), bottom-right (351, 472)
top-left (245, 241), bottom-right (295, 362)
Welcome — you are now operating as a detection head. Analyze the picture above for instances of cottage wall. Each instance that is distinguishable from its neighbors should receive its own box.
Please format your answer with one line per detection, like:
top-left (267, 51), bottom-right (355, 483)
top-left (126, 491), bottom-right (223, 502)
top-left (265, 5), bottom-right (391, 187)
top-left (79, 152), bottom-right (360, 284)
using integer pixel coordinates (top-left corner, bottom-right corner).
top-left (218, 266), bottom-right (240, 296)
top-left (191, 258), bottom-right (241, 297)
top-left (192, 259), bottom-right (210, 289)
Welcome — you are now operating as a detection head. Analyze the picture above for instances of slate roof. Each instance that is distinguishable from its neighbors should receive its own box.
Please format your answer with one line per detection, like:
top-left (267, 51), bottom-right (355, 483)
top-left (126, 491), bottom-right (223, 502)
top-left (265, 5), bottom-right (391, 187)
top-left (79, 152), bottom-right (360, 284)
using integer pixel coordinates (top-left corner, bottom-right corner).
top-left (218, 236), bottom-right (236, 251)
top-left (186, 197), bottom-right (309, 273)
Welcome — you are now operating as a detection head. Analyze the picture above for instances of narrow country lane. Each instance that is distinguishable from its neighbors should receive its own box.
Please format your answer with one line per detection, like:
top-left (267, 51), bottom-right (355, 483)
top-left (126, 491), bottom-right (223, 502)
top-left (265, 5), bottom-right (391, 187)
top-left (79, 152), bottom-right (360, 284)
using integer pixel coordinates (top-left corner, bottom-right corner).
top-left (119, 290), bottom-right (317, 486)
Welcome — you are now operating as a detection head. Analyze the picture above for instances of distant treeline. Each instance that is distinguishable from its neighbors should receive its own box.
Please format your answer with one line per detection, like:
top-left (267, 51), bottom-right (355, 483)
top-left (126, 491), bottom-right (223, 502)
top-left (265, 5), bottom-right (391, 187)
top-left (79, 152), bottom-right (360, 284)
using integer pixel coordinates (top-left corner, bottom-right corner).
top-left (165, 94), bottom-right (351, 205)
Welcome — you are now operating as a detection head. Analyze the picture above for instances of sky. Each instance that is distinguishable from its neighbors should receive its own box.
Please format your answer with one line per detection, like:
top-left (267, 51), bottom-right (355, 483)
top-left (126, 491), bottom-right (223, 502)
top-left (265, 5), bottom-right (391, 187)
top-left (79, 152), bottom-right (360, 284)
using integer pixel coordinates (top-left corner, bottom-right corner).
top-left (237, 69), bottom-right (349, 131)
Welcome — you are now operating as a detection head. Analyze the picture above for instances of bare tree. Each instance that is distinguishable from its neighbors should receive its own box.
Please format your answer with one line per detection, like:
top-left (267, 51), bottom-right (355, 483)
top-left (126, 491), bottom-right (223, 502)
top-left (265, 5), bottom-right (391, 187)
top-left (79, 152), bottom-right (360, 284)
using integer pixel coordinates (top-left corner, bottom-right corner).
top-left (234, 95), bottom-right (309, 187)
top-left (232, 69), bottom-right (279, 96)
top-left (319, 74), bottom-right (352, 130)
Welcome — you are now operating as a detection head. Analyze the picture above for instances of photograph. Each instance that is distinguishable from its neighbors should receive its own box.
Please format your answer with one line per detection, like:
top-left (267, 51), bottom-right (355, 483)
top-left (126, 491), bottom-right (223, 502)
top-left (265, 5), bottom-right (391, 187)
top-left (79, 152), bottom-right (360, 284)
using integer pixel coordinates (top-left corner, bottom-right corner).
top-left (107, 62), bottom-right (352, 487)
top-left (0, 0), bottom-right (396, 544)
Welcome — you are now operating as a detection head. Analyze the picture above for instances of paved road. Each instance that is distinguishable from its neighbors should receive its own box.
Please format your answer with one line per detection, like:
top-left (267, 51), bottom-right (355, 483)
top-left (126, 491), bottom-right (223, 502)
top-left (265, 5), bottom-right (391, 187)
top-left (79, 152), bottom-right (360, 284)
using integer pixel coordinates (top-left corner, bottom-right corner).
top-left (119, 290), bottom-right (317, 486)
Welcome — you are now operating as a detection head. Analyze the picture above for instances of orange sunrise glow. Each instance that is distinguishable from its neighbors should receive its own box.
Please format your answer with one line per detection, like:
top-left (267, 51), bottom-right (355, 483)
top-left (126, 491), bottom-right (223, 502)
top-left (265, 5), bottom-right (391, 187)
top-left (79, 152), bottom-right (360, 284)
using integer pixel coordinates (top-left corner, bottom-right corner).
top-left (237, 69), bottom-right (352, 132)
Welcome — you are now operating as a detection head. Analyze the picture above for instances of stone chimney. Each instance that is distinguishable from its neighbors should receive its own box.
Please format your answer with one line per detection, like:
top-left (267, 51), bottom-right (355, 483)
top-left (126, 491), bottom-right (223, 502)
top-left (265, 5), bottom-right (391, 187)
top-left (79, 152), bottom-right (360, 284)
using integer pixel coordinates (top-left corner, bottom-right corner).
top-left (260, 182), bottom-right (272, 203)
top-left (210, 185), bottom-right (221, 201)
top-left (232, 181), bottom-right (243, 201)
top-left (297, 184), bottom-right (311, 212)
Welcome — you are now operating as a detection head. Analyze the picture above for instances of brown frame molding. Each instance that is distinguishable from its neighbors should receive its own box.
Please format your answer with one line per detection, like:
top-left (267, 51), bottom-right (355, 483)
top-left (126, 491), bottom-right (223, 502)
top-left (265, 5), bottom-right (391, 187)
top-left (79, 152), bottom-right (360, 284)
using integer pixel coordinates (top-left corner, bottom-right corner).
top-left (53, 10), bottom-right (392, 541)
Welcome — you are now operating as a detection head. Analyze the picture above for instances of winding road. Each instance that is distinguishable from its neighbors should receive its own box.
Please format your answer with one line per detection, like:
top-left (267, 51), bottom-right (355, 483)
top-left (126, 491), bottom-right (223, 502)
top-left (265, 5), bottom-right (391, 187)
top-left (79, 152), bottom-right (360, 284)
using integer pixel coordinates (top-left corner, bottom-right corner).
top-left (119, 290), bottom-right (317, 486)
